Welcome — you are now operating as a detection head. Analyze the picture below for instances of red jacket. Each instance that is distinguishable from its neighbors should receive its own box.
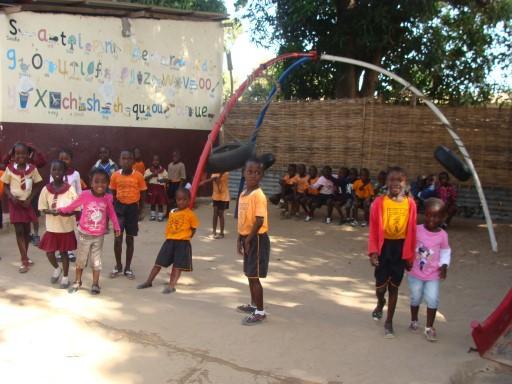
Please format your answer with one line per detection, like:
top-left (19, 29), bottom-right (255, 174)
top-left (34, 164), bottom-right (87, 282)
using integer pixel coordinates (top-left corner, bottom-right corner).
top-left (368, 195), bottom-right (417, 262)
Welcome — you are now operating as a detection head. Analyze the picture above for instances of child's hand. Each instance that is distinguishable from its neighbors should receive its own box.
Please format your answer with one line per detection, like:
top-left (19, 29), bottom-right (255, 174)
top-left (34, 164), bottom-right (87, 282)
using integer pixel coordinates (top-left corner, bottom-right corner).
top-left (243, 237), bottom-right (252, 255)
top-left (20, 199), bottom-right (31, 208)
top-left (237, 237), bottom-right (244, 256)
top-left (114, 230), bottom-right (121, 237)
top-left (369, 253), bottom-right (379, 267)
top-left (439, 264), bottom-right (448, 279)
top-left (405, 261), bottom-right (413, 271)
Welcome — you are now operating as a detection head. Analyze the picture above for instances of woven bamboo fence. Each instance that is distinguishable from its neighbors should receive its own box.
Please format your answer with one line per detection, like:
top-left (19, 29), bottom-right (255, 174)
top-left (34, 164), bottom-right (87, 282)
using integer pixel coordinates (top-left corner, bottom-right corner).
top-left (223, 99), bottom-right (512, 189)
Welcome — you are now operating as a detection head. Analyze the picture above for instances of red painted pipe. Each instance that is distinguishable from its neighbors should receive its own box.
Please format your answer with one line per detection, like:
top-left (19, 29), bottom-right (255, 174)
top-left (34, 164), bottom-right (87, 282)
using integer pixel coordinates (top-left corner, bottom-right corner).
top-left (190, 51), bottom-right (317, 207)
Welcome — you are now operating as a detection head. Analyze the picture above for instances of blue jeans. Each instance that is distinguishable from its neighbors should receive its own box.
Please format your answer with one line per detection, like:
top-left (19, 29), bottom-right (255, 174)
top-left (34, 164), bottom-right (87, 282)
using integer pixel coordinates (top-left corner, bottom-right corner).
top-left (408, 275), bottom-right (440, 309)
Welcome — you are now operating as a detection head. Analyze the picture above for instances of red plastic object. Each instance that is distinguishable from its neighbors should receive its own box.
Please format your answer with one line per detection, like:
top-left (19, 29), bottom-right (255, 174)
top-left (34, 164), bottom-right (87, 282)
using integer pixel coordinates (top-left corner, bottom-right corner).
top-left (189, 51), bottom-right (318, 207)
top-left (471, 288), bottom-right (512, 366)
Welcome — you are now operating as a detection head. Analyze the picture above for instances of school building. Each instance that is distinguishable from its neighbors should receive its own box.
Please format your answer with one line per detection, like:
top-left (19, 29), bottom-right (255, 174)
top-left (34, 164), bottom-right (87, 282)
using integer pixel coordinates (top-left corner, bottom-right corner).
top-left (0, 1), bottom-right (225, 182)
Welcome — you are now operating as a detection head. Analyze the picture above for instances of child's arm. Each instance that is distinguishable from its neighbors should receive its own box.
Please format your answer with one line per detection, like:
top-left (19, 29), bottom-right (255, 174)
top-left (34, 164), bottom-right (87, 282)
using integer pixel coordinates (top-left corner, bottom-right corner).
top-left (21, 180), bottom-right (42, 208)
top-left (243, 216), bottom-right (264, 254)
top-left (106, 196), bottom-right (121, 237)
top-left (190, 228), bottom-right (197, 238)
top-left (3, 184), bottom-right (21, 204)
top-left (439, 233), bottom-right (451, 279)
top-left (368, 199), bottom-right (380, 266)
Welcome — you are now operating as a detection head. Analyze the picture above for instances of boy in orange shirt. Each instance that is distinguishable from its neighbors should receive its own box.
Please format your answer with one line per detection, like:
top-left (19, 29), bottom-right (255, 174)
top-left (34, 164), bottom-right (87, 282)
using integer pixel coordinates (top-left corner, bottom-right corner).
top-left (352, 168), bottom-right (374, 227)
top-left (109, 150), bottom-right (147, 279)
top-left (200, 172), bottom-right (230, 239)
top-left (137, 188), bottom-right (199, 293)
top-left (237, 158), bottom-right (271, 326)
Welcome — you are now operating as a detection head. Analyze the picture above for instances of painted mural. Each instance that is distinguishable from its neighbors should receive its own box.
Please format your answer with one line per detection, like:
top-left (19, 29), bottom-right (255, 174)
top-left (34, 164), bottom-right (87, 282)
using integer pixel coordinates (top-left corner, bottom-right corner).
top-left (0, 12), bottom-right (223, 129)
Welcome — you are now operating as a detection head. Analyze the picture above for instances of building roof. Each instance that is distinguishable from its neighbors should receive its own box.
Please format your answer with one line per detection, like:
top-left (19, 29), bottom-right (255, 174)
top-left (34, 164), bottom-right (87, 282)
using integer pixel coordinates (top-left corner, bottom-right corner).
top-left (0, 0), bottom-right (228, 22)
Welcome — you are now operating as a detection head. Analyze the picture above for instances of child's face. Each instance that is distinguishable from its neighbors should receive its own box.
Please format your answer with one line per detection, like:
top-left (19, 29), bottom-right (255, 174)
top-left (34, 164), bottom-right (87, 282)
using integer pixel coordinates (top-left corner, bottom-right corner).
top-left (14, 145), bottom-right (28, 165)
top-left (361, 171), bottom-right (370, 182)
top-left (51, 163), bottom-right (65, 183)
top-left (99, 147), bottom-right (110, 162)
top-left (288, 166), bottom-right (296, 176)
top-left (59, 152), bottom-right (72, 167)
top-left (119, 151), bottom-right (134, 170)
top-left (134, 148), bottom-right (142, 160)
top-left (439, 174), bottom-right (449, 186)
top-left (152, 156), bottom-right (160, 167)
top-left (91, 173), bottom-right (108, 195)
top-left (338, 168), bottom-right (348, 178)
top-left (172, 152), bottom-right (180, 162)
top-left (321, 167), bottom-right (330, 177)
top-left (309, 167), bottom-right (318, 178)
top-left (175, 190), bottom-right (190, 209)
top-left (424, 205), bottom-right (445, 231)
top-left (297, 165), bottom-right (306, 176)
top-left (386, 171), bottom-right (406, 197)
top-left (244, 162), bottom-right (263, 188)
top-left (377, 173), bottom-right (386, 184)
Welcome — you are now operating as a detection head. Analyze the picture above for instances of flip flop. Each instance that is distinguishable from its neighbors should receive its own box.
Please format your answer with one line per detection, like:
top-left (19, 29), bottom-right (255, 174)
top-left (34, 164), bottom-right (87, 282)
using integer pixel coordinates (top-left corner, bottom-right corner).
top-left (110, 266), bottom-right (123, 278)
top-left (124, 269), bottom-right (135, 280)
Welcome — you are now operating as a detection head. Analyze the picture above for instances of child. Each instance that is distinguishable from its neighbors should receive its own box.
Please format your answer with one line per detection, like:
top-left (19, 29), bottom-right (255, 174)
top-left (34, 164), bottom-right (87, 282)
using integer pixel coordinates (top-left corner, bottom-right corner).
top-left (236, 158), bottom-right (271, 326)
top-left (132, 147), bottom-right (146, 175)
top-left (144, 155), bottom-right (168, 222)
top-left (408, 197), bottom-right (451, 342)
top-left (200, 171), bottom-right (230, 239)
top-left (167, 150), bottom-right (186, 210)
top-left (352, 168), bottom-right (374, 227)
top-left (436, 172), bottom-right (457, 227)
top-left (0, 164), bottom-right (4, 231)
top-left (53, 149), bottom-right (82, 196)
top-left (110, 150), bottom-right (147, 279)
top-left (304, 165), bottom-right (319, 221)
top-left (58, 168), bottom-right (121, 294)
top-left (38, 160), bottom-right (78, 288)
top-left (1, 142), bottom-right (43, 273)
top-left (374, 170), bottom-right (388, 197)
top-left (327, 167), bottom-right (349, 224)
top-left (309, 166), bottom-right (336, 223)
top-left (344, 168), bottom-right (358, 222)
top-left (293, 164), bottom-right (309, 217)
top-left (368, 166), bottom-right (417, 338)
top-left (137, 188), bottom-right (199, 293)
top-left (93, 146), bottom-right (118, 176)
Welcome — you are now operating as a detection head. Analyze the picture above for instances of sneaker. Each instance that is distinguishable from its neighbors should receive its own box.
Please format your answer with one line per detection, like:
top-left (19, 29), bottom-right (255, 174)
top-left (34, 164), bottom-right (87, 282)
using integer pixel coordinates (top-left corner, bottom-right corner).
top-left (18, 264), bottom-right (29, 273)
top-left (360, 221), bottom-right (368, 227)
top-left (60, 277), bottom-right (70, 289)
top-left (409, 321), bottom-right (419, 332)
top-left (149, 216), bottom-right (156, 221)
top-left (68, 252), bottom-right (76, 262)
top-left (325, 217), bottom-right (332, 224)
top-left (51, 267), bottom-right (62, 284)
top-left (304, 216), bottom-right (312, 222)
top-left (56, 253), bottom-right (62, 262)
top-left (137, 282), bottom-right (152, 289)
top-left (242, 313), bottom-right (266, 326)
top-left (384, 322), bottom-right (395, 339)
top-left (157, 216), bottom-right (164, 222)
top-left (237, 304), bottom-right (256, 314)
top-left (91, 284), bottom-right (101, 295)
top-left (32, 235), bottom-right (41, 247)
top-left (68, 281), bottom-right (81, 293)
top-left (350, 220), bottom-right (360, 227)
top-left (162, 286), bottom-right (176, 294)
top-left (424, 327), bottom-right (438, 342)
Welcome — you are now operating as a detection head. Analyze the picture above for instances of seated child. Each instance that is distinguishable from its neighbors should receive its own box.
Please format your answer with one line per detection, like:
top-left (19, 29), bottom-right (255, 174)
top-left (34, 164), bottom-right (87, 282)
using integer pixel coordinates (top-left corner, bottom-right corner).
top-left (374, 170), bottom-right (388, 197)
top-left (327, 167), bottom-right (350, 224)
top-left (144, 155), bottom-right (168, 222)
top-left (304, 165), bottom-right (319, 222)
top-left (39, 160), bottom-right (78, 288)
top-left (270, 164), bottom-right (298, 217)
top-left (408, 197), bottom-right (451, 342)
top-left (309, 165), bottom-right (336, 224)
top-left (436, 172), bottom-right (457, 227)
top-left (352, 168), bottom-right (374, 227)
top-left (59, 168), bottom-right (121, 295)
top-left (344, 167), bottom-right (358, 222)
top-left (418, 174), bottom-right (436, 201)
top-left (137, 188), bottom-right (199, 293)
top-left (293, 164), bottom-right (309, 217)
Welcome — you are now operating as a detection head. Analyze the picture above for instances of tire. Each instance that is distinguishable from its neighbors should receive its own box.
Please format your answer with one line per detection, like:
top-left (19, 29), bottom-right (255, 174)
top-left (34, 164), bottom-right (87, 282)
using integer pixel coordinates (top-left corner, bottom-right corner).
top-left (259, 153), bottom-right (276, 171)
top-left (434, 145), bottom-right (472, 181)
top-left (206, 141), bottom-right (255, 173)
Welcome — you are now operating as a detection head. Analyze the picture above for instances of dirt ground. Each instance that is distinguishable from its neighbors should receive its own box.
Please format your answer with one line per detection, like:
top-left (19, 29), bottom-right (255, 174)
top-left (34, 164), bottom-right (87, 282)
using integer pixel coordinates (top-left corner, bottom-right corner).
top-left (0, 203), bottom-right (511, 384)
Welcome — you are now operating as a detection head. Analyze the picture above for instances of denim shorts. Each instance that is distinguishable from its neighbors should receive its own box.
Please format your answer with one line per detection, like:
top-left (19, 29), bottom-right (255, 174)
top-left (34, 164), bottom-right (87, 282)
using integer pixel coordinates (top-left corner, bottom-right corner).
top-left (408, 275), bottom-right (440, 309)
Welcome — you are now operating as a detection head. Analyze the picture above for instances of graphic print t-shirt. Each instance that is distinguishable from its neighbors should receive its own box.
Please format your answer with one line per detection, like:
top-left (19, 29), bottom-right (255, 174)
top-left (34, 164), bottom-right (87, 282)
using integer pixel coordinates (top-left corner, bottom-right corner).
top-left (382, 195), bottom-right (409, 239)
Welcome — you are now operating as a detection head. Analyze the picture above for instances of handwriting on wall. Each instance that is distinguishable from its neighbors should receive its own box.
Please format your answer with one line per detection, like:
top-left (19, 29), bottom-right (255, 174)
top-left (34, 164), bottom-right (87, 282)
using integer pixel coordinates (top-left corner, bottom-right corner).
top-left (0, 13), bottom-right (223, 129)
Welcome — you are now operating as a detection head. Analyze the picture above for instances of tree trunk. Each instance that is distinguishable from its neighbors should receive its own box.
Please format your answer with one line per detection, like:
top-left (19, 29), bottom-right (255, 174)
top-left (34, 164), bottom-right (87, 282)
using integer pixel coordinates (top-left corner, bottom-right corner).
top-left (359, 48), bottom-right (382, 97)
top-left (335, 64), bottom-right (357, 98)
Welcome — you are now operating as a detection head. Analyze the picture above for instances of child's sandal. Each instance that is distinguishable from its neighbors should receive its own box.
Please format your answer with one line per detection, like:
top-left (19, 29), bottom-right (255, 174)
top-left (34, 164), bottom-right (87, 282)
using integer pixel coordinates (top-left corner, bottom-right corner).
top-left (18, 265), bottom-right (29, 274)
top-left (124, 269), bottom-right (135, 280)
top-left (110, 267), bottom-right (123, 278)
top-left (90, 285), bottom-right (101, 295)
top-left (68, 281), bottom-right (82, 293)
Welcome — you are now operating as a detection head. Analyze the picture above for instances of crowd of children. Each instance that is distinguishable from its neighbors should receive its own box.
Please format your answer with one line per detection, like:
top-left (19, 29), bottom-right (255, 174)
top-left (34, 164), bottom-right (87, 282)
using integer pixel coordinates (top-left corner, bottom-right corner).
top-left (1, 142), bottom-right (456, 332)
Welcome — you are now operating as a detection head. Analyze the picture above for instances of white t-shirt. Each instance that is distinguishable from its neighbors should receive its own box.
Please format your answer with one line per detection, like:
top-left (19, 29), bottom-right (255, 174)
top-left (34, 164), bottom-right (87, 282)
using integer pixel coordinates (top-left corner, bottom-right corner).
top-left (50, 170), bottom-right (82, 195)
top-left (311, 176), bottom-right (335, 195)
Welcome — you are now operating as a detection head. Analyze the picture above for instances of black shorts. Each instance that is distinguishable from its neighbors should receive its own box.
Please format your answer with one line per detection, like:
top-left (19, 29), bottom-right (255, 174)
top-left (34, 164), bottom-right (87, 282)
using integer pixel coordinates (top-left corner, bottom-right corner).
top-left (241, 233), bottom-right (270, 278)
top-left (115, 201), bottom-right (139, 236)
top-left (155, 239), bottom-right (192, 271)
top-left (374, 239), bottom-right (405, 287)
top-left (213, 200), bottom-right (229, 210)
top-left (313, 194), bottom-right (333, 206)
top-left (167, 182), bottom-right (181, 200)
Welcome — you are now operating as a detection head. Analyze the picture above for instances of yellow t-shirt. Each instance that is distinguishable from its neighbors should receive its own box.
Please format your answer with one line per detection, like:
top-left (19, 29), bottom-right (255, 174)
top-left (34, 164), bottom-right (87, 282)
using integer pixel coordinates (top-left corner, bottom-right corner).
top-left (353, 179), bottom-right (374, 199)
top-left (296, 175), bottom-right (309, 194)
top-left (382, 195), bottom-right (410, 239)
top-left (38, 185), bottom-right (78, 233)
top-left (211, 172), bottom-right (230, 202)
top-left (165, 208), bottom-right (200, 240)
top-left (237, 188), bottom-right (268, 236)
top-left (0, 164), bottom-right (43, 201)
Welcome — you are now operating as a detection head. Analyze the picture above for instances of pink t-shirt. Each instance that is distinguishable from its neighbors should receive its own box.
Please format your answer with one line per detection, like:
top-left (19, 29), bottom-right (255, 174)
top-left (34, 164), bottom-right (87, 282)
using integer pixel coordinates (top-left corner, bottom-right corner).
top-left (58, 190), bottom-right (120, 236)
top-left (409, 224), bottom-right (451, 281)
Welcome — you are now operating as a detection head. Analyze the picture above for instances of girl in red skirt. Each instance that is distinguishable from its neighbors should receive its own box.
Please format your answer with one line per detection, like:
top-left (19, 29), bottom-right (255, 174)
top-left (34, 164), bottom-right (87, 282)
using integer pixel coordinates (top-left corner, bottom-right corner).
top-left (144, 155), bottom-right (168, 222)
top-left (1, 142), bottom-right (43, 273)
top-left (38, 160), bottom-right (79, 288)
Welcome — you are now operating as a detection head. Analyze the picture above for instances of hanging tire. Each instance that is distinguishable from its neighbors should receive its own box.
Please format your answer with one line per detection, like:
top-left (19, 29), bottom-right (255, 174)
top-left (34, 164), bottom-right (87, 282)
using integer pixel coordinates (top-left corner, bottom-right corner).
top-left (434, 145), bottom-right (472, 181)
top-left (206, 141), bottom-right (256, 173)
top-left (259, 153), bottom-right (276, 171)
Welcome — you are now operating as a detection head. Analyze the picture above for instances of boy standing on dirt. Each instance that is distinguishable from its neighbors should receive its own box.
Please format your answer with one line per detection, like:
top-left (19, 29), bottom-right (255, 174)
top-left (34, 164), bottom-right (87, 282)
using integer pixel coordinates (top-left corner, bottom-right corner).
top-left (236, 158), bottom-right (271, 326)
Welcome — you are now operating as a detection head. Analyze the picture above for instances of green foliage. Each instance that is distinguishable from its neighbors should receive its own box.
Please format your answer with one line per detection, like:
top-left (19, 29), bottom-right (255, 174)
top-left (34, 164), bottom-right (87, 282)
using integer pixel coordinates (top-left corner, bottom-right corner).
top-left (128, 0), bottom-right (226, 13)
top-left (236, 0), bottom-right (512, 105)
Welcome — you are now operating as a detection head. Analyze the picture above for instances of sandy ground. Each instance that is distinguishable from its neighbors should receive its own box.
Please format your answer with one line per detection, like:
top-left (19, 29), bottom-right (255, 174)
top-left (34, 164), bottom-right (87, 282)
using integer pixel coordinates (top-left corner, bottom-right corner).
top-left (0, 203), bottom-right (511, 384)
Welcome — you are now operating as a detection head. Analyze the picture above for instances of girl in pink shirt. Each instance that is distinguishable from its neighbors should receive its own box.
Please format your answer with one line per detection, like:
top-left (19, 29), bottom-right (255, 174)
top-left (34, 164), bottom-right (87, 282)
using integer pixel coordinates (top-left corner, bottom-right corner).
top-left (59, 168), bottom-right (120, 295)
top-left (408, 197), bottom-right (451, 342)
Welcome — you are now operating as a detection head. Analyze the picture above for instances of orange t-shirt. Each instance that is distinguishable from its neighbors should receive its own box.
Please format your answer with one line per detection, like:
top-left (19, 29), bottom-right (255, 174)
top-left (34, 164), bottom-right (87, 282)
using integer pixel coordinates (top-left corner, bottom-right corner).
top-left (110, 170), bottom-right (147, 205)
top-left (283, 174), bottom-right (299, 185)
top-left (211, 172), bottom-right (230, 202)
top-left (307, 176), bottom-right (320, 195)
top-left (296, 175), bottom-right (309, 193)
top-left (0, 170), bottom-right (4, 198)
top-left (353, 179), bottom-right (374, 199)
top-left (133, 161), bottom-right (146, 175)
top-left (237, 188), bottom-right (268, 236)
top-left (165, 208), bottom-right (200, 240)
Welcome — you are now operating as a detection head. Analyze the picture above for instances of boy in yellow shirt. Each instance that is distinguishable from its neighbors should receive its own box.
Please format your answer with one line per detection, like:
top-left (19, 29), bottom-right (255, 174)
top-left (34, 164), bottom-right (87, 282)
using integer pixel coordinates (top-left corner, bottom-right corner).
top-left (237, 158), bottom-right (270, 325)
top-left (137, 188), bottom-right (199, 293)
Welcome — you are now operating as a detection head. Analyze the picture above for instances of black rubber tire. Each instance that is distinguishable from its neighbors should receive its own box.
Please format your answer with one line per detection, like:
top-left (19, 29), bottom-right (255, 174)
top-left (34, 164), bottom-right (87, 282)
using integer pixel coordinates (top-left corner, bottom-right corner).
top-left (206, 141), bottom-right (255, 173)
top-left (434, 145), bottom-right (472, 181)
top-left (259, 153), bottom-right (276, 171)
